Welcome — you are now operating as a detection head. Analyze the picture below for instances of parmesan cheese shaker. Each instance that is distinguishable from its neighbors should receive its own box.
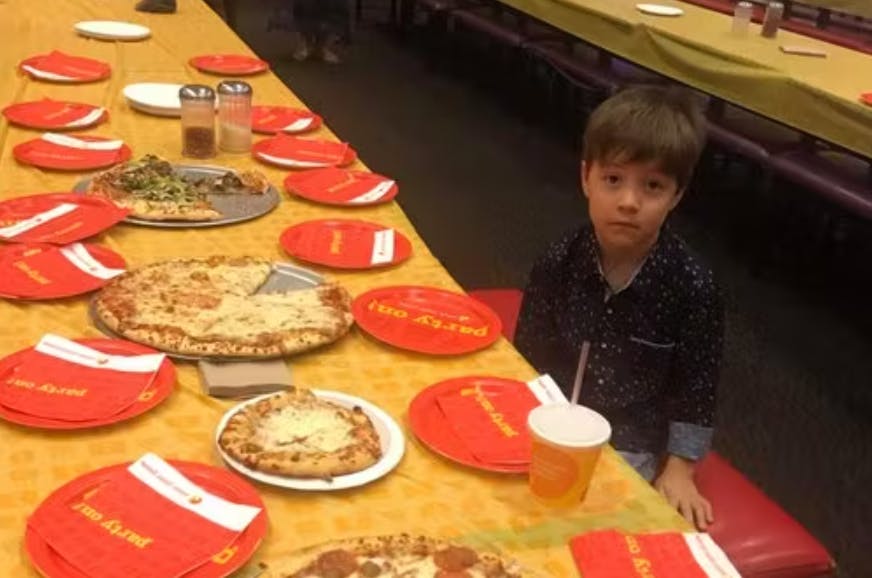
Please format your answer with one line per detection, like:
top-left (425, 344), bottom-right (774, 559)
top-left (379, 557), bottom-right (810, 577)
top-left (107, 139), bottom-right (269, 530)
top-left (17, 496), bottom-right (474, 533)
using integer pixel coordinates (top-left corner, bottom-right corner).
top-left (732, 1), bottom-right (753, 35)
top-left (217, 80), bottom-right (253, 153)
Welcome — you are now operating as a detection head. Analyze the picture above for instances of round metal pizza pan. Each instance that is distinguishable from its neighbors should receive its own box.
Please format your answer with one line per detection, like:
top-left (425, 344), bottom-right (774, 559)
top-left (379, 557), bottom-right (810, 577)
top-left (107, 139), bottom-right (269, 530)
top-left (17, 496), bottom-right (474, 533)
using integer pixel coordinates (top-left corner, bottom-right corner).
top-left (88, 262), bottom-right (325, 362)
top-left (73, 163), bottom-right (280, 229)
top-left (214, 389), bottom-right (406, 491)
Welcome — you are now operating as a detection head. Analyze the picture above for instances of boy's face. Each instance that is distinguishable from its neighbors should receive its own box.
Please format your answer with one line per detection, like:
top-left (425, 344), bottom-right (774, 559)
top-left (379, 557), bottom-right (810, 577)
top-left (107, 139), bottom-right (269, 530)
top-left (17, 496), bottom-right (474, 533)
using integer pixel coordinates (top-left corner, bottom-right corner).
top-left (581, 159), bottom-right (683, 254)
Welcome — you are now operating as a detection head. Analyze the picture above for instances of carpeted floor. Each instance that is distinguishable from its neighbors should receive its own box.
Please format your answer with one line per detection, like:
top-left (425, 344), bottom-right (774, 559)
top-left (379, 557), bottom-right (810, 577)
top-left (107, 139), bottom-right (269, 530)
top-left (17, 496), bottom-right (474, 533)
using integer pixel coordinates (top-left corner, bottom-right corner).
top-left (228, 4), bottom-right (871, 575)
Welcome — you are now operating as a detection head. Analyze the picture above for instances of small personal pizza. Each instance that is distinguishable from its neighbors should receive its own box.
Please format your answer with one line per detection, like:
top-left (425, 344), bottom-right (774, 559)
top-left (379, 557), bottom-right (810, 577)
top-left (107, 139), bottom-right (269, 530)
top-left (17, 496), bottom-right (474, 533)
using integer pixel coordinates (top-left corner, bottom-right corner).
top-left (86, 154), bottom-right (270, 221)
top-left (261, 534), bottom-right (535, 578)
top-left (93, 256), bottom-right (353, 357)
top-left (219, 387), bottom-right (382, 479)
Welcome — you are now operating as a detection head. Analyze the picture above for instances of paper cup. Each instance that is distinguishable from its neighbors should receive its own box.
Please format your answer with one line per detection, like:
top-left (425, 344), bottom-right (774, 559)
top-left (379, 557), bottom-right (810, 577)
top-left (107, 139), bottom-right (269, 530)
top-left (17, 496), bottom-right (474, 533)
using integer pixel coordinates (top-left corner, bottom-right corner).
top-left (527, 404), bottom-right (611, 506)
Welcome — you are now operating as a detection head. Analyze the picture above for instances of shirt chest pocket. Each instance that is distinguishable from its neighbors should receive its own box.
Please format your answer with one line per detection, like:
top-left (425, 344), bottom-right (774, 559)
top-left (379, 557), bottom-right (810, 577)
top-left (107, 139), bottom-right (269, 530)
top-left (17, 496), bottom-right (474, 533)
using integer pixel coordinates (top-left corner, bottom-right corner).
top-left (626, 335), bottom-right (676, 400)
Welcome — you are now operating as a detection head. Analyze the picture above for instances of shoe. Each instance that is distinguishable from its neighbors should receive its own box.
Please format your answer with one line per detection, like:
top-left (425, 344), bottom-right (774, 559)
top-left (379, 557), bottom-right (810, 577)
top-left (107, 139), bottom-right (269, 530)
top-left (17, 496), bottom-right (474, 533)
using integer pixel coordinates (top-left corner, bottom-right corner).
top-left (292, 33), bottom-right (311, 62)
top-left (319, 35), bottom-right (342, 64)
top-left (135, 0), bottom-right (177, 13)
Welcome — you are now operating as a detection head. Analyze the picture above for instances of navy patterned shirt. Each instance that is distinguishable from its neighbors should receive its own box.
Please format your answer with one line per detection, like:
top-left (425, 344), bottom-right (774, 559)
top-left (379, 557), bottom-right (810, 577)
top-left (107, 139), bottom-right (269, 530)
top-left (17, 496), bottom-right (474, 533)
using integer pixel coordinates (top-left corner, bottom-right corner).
top-left (515, 225), bottom-right (724, 460)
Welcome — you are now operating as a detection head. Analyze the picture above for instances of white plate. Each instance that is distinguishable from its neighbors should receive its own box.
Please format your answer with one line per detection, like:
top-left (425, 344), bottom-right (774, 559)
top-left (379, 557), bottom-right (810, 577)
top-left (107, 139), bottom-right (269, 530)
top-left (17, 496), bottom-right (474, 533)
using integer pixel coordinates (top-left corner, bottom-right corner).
top-left (74, 20), bottom-right (151, 41)
top-left (215, 390), bottom-right (406, 491)
top-left (123, 83), bottom-right (184, 117)
top-left (636, 3), bottom-right (684, 16)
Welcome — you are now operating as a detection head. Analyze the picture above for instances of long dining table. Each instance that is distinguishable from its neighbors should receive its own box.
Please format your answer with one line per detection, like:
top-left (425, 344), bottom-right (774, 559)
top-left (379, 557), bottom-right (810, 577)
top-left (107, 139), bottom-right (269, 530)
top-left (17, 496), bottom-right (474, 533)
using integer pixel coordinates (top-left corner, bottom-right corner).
top-left (784, 0), bottom-right (872, 19)
top-left (0, 0), bottom-right (690, 575)
top-left (495, 0), bottom-right (872, 160)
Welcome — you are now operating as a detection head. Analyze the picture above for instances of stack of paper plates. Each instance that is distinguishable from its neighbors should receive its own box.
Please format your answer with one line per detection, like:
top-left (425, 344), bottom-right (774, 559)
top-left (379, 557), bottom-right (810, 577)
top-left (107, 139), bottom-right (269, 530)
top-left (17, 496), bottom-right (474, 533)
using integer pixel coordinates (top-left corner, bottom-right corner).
top-left (74, 21), bottom-right (151, 41)
top-left (123, 83), bottom-right (185, 117)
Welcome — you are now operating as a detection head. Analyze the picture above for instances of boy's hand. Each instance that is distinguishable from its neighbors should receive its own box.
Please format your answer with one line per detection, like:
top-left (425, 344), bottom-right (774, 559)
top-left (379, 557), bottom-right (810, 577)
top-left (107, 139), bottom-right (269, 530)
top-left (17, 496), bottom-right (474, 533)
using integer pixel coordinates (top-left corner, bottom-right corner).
top-left (653, 454), bottom-right (714, 531)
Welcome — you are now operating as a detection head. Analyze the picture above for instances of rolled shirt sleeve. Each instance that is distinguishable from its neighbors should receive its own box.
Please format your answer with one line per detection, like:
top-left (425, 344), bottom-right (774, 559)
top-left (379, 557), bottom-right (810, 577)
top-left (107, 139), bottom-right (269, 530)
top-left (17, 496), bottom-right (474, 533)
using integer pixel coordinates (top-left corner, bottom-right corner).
top-left (667, 421), bottom-right (714, 461)
top-left (666, 268), bottom-right (724, 461)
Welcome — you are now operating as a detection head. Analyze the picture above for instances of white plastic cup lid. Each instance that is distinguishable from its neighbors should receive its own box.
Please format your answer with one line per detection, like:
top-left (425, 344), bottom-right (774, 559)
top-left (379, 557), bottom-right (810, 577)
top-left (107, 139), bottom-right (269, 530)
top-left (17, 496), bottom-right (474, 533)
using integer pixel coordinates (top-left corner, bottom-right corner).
top-left (528, 404), bottom-right (611, 448)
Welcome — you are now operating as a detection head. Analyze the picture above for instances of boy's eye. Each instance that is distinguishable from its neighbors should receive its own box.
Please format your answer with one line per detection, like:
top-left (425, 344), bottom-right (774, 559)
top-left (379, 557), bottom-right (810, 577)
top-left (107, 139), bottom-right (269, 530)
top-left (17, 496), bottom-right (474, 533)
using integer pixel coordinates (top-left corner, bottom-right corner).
top-left (604, 174), bottom-right (621, 185)
top-left (646, 180), bottom-right (665, 191)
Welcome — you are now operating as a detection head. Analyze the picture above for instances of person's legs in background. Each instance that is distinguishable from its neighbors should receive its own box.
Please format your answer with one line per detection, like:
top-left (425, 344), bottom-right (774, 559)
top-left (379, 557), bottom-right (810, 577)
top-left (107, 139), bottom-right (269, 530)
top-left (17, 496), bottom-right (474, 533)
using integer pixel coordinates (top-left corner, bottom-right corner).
top-left (317, 0), bottom-right (350, 64)
top-left (293, 0), bottom-right (320, 61)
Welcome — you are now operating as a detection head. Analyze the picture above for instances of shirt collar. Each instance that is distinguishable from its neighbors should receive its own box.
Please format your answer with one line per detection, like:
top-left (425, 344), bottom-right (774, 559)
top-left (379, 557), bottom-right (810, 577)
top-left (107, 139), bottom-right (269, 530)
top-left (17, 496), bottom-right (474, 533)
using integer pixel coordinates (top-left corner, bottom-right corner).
top-left (578, 224), bottom-right (675, 297)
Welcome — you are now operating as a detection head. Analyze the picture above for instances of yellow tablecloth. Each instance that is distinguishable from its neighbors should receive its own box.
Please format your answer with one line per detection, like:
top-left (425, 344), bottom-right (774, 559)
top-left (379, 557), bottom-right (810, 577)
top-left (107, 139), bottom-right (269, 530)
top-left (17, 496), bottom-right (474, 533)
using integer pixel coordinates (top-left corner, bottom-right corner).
top-left (0, 1), bottom-right (688, 575)
top-left (498, 0), bottom-right (872, 159)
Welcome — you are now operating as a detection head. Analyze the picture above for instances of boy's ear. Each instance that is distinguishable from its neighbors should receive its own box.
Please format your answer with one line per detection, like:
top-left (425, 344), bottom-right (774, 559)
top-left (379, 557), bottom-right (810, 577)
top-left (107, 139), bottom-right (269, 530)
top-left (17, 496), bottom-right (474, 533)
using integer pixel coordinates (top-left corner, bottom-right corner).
top-left (669, 187), bottom-right (685, 211)
top-left (580, 161), bottom-right (590, 198)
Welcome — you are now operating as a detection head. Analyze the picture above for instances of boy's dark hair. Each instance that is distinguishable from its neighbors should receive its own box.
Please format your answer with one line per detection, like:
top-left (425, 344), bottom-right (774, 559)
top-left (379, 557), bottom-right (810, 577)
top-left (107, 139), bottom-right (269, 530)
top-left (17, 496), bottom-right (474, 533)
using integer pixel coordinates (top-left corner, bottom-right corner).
top-left (582, 85), bottom-right (707, 190)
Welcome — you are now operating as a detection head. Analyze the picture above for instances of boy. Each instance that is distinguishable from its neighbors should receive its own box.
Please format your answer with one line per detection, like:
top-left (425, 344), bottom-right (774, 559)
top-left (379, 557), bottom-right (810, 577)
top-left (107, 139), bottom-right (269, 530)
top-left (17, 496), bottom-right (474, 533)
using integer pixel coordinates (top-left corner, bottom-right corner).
top-left (515, 86), bottom-right (723, 530)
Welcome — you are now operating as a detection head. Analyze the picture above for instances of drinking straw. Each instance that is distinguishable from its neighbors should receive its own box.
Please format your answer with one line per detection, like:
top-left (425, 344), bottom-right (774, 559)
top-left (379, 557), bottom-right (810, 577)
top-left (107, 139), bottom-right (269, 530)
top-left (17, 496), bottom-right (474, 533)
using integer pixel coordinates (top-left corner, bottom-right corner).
top-left (570, 340), bottom-right (591, 405)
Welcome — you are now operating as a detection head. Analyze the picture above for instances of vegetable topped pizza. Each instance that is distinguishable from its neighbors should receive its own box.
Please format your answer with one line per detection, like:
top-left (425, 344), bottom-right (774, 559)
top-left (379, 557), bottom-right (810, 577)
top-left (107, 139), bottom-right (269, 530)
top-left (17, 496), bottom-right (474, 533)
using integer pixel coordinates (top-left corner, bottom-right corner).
top-left (85, 154), bottom-right (271, 221)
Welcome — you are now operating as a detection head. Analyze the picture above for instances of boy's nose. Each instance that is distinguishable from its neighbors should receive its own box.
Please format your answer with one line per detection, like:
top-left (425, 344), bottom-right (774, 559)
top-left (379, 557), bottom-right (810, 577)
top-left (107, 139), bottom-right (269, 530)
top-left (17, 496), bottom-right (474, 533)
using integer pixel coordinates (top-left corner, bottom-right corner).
top-left (617, 187), bottom-right (642, 212)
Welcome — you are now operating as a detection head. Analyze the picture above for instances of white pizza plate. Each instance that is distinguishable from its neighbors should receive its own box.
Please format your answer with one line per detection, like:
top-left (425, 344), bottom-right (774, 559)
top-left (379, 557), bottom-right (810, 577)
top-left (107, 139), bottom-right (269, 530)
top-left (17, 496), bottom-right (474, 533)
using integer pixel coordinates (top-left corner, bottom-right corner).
top-left (123, 83), bottom-right (185, 117)
top-left (636, 3), bottom-right (684, 16)
top-left (74, 20), bottom-right (152, 41)
top-left (214, 390), bottom-right (406, 491)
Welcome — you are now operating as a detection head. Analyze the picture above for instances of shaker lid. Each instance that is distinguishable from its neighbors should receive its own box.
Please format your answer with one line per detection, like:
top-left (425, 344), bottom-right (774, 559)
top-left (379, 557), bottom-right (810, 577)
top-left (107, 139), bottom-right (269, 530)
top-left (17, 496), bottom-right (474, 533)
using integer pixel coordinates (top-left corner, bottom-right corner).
top-left (179, 84), bottom-right (215, 101)
top-left (217, 80), bottom-right (253, 96)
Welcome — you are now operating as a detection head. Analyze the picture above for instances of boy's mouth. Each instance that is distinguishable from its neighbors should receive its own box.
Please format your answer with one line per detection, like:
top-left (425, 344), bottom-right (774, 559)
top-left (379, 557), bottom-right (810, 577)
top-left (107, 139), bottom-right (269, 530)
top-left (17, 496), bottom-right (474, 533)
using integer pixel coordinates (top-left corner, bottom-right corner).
top-left (609, 221), bottom-right (639, 230)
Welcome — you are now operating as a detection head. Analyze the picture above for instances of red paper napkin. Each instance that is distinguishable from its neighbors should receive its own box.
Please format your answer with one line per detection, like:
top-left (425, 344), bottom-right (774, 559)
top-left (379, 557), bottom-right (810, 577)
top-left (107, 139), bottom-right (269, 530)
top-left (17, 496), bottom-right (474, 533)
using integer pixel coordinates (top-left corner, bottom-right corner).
top-left (22, 50), bottom-right (110, 81)
top-left (3, 99), bottom-right (106, 129)
top-left (258, 135), bottom-right (348, 166)
top-left (0, 334), bottom-right (164, 421)
top-left (436, 381), bottom-right (541, 465)
top-left (287, 168), bottom-right (396, 205)
top-left (569, 530), bottom-right (741, 578)
top-left (0, 242), bottom-right (124, 298)
top-left (14, 133), bottom-right (128, 171)
top-left (28, 453), bottom-right (262, 578)
top-left (252, 106), bottom-right (319, 133)
top-left (0, 194), bottom-right (129, 244)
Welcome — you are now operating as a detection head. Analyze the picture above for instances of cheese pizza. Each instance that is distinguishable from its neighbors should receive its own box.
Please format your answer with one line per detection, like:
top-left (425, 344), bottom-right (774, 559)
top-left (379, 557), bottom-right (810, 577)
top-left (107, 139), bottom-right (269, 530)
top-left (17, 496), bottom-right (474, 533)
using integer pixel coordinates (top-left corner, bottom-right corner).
top-left (218, 387), bottom-right (382, 479)
top-left (261, 534), bottom-right (537, 578)
top-left (85, 154), bottom-right (270, 221)
top-left (93, 256), bottom-right (353, 357)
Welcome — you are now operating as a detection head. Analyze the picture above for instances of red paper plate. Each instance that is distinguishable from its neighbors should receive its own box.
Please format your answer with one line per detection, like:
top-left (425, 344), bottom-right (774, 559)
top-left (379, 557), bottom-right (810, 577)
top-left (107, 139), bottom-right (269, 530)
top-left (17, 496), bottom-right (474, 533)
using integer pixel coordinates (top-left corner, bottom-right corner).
top-left (0, 338), bottom-right (175, 429)
top-left (280, 219), bottom-right (412, 270)
top-left (251, 105), bottom-right (322, 134)
top-left (284, 168), bottom-right (398, 206)
top-left (0, 193), bottom-right (128, 244)
top-left (19, 51), bottom-right (111, 83)
top-left (0, 242), bottom-right (126, 300)
top-left (190, 54), bottom-right (269, 75)
top-left (3, 99), bottom-right (108, 130)
top-left (25, 460), bottom-right (267, 578)
top-left (352, 286), bottom-right (502, 355)
top-left (13, 134), bottom-right (131, 171)
top-left (409, 376), bottom-right (530, 473)
top-left (253, 135), bottom-right (357, 169)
